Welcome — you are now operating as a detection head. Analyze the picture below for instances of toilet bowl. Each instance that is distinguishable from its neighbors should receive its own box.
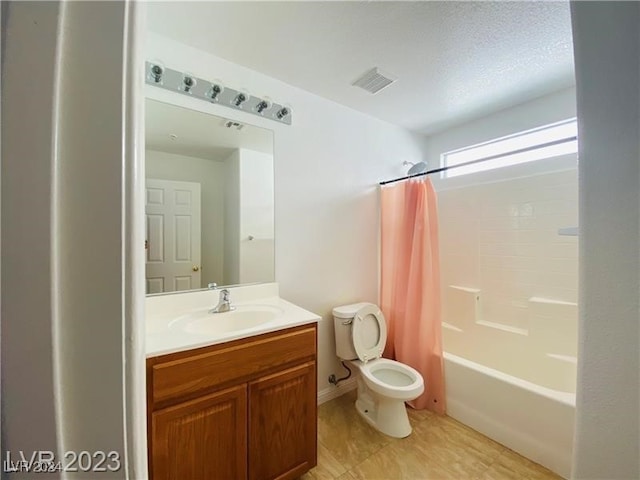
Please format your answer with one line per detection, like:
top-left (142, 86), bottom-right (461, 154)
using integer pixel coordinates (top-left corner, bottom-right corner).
top-left (358, 357), bottom-right (423, 399)
top-left (333, 303), bottom-right (425, 438)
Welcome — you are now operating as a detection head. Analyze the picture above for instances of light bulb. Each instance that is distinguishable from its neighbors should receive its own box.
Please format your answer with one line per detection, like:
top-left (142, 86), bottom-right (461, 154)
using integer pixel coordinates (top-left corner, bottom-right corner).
top-left (149, 61), bottom-right (164, 84)
top-left (275, 103), bottom-right (292, 120)
top-left (207, 80), bottom-right (225, 102)
top-left (180, 73), bottom-right (196, 93)
top-left (232, 89), bottom-right (250, 108)
top-left (254, 96), bottom-right (273, 115)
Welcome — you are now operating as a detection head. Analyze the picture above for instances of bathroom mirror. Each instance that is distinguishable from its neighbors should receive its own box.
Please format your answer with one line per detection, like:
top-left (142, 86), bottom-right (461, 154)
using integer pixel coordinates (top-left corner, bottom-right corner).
top-left (145, 98), bottom-right (275, 295)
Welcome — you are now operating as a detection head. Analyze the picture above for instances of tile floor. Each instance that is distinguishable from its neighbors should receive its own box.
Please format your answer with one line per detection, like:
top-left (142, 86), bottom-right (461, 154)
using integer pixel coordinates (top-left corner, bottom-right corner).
top-left (301, 391), bottom-right (561, 480)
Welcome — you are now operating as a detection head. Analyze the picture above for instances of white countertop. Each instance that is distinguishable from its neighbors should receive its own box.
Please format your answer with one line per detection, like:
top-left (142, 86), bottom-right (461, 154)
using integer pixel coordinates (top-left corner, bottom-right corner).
top-left (145, 283), bottom-right (320, 357)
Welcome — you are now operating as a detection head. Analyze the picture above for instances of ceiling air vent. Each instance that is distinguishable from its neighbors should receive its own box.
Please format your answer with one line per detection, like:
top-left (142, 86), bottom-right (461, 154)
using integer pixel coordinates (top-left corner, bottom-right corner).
top-left (352, 67), bottom-right (397, 94)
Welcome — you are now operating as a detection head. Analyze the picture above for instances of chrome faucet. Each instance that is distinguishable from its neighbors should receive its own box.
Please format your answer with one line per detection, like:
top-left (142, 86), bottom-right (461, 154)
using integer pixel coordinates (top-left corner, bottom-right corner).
top-left (210, 289), bottom-right (235, 314)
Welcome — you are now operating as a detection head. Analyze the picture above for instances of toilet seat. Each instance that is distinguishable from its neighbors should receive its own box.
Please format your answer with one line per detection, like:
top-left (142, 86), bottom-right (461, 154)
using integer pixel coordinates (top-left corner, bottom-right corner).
top-left (352, 304), bottom-right (387, 363)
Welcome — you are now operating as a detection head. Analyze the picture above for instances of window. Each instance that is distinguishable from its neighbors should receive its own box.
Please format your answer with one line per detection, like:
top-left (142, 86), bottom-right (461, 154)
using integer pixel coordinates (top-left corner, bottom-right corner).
top-left (441, 119), bottom-right (578, 178)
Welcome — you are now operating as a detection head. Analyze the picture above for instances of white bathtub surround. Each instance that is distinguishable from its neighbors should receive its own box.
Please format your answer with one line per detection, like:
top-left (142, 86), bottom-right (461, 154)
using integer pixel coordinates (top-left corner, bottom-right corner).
top-left (443, 293), bottom-right (577, 393)
top-left (528, 297), bottom-right (577, 360)
top-left (146, 283), bottom-right (320, 356)
top-left (442, 288), bottom-right (577, 477)
top-left (439, 168), bottom-right (579, 331)
top-left (433, 117), bottom-right (578, 476)
top-left (444, 353), bottom-right (575, 478)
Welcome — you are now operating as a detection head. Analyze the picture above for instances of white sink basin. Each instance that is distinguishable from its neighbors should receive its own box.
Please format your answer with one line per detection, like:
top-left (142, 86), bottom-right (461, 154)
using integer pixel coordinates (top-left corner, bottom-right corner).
top-left (169, 304), bottom-right (284, 335)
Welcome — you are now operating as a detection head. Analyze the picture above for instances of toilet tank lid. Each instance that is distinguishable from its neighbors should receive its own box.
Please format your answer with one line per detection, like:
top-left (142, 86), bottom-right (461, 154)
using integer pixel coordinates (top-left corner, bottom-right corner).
top-left (333, 302), bottom-right (376, 319)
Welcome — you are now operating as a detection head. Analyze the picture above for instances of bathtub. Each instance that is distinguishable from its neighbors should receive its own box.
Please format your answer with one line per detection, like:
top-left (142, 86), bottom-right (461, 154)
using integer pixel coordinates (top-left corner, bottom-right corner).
top-left (444, 351), bottom-right (575, 478)
top-left (440, 289), bottom-right (577, 477)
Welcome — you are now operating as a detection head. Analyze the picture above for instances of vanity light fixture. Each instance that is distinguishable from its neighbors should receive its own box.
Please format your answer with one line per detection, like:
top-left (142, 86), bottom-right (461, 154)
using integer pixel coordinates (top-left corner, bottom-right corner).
top-left (144, 61), bottom-right (293, 125)
top-left (180, 74), bottom-right (196, 93)
top-left (254, 97), bottom-right (272, 115)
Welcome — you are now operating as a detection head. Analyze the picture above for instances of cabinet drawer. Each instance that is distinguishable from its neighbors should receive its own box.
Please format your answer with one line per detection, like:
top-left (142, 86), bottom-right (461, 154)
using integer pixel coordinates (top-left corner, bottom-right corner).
top-left (150, 326), bottom-right (316, 406)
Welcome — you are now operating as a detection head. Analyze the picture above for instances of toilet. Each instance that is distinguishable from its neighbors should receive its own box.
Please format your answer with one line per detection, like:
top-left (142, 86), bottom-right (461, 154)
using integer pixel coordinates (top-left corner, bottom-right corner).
top-left (333, 302), bottom-right (424, 438)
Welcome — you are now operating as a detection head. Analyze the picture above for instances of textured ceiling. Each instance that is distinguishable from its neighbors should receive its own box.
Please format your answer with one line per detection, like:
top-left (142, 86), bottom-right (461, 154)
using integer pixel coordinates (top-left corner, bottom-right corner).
top-left (146, 99), bottom-right (273, 160)
top-left (147, 1), bottom-right (575, 135)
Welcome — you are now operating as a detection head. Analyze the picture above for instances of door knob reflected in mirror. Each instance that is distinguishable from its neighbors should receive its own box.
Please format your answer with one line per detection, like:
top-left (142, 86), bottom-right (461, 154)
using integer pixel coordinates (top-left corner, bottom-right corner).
top-left (192, 266), bottom-right (200, 272)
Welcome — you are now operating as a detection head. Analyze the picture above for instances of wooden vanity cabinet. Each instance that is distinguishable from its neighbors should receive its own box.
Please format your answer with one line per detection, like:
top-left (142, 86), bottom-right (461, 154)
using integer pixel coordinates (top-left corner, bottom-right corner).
top-left (249, 361), bottom-right (317, 479)
top-left (152, 385), bottom-right (248, 480)
top-left (146, 324), bottom-right (317, 480)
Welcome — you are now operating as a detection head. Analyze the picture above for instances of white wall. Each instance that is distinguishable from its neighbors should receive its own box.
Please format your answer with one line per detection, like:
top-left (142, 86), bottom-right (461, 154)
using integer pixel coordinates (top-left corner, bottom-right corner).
top-left (145, 32), bottom-right (429, 396)
top-left (2, 2), bottom-right (146, 478)
top-left (146, 149), bottom-right (226, 287)
top-left (2, 2), bottom-right (63, 467)
top-left (570, 2), bottom-right (640, 478)
top-left (219, 147), bottom-right (275, 285)
top-left (238, 148), bottom-right (275, 284)
top-left (223, 149), bottom-right (241, 285)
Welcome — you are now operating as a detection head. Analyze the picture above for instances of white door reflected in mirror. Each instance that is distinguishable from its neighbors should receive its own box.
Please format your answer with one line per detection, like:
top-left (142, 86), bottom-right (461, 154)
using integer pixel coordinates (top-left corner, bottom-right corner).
top-left (145, 179), bottom-right (202, 294)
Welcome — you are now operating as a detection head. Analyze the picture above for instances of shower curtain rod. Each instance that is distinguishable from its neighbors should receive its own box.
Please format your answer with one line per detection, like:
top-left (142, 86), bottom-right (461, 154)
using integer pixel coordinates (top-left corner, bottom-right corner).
top-left (379, 136), bottom-right (577, 186)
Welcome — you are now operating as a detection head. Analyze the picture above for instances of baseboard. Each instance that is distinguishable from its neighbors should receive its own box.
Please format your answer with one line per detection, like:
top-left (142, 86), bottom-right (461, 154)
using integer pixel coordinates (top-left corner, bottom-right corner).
top-left (317, 377), bottom-right (357, 405)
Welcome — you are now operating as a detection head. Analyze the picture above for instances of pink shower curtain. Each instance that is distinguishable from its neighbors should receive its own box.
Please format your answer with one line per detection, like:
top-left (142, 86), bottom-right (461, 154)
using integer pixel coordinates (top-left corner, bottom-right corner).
top-left (380, 178), bottom-right (446, 413)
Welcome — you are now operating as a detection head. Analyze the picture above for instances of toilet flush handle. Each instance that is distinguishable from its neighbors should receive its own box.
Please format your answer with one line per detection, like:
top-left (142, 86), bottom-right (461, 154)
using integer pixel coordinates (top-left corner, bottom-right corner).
top-left (341, 318), bottom-right (353, 325)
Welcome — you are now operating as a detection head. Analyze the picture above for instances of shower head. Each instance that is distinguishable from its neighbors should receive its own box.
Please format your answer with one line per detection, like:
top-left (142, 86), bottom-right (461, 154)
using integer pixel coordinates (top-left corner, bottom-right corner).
top-left (403, 161), bottom-right (428, 176)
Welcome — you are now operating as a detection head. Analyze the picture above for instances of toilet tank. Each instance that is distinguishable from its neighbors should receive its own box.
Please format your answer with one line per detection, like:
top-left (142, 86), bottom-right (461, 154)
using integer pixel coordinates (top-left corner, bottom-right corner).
top-left (332, 302), bottom-right (371, 360)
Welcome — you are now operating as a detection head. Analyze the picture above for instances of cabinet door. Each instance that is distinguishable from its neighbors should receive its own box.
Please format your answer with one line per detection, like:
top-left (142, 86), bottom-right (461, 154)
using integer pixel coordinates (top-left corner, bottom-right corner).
top-left (249, 362), bottom-right (317, 480)
top-left (152, 385), bottom-right (247, 480)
